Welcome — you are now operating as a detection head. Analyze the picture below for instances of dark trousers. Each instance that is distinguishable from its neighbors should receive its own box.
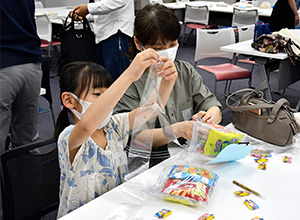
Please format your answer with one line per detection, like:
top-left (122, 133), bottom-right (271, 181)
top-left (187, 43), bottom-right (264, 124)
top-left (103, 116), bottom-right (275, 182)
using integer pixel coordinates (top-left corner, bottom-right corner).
top-left (97, 30), bottom-right (131, 81)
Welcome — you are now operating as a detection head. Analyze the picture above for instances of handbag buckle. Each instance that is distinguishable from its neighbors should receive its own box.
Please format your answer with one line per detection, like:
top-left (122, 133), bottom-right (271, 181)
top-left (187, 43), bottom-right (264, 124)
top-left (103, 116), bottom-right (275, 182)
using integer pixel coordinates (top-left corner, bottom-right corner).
top-left (76, 34), bottom-right (82, 39)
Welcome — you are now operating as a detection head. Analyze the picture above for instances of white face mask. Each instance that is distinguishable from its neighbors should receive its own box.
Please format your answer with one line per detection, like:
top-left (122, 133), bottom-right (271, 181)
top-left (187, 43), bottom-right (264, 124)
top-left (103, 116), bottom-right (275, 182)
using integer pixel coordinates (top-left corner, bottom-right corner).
top-left (139, 40), bottom-right (179, 63)
top-left (157, 44), bottom-right (179, 62)
top-left (69, 92), bottom-right (112, 129)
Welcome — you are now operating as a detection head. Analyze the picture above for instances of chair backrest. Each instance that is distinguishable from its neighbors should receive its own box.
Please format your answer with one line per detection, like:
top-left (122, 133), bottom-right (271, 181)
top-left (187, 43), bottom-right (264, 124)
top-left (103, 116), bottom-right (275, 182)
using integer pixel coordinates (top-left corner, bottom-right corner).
top-left (41, 55), bottom-right (53, 104)
top-left (232, 8), bottom-right (258, 27)
top-left (0, 138), bottom-right (60, 220)
top-left (149, 0), bottom-right (163, 4)
top-left (34, 1), bottom-right (44, 9)
top-left (184, 4), bottom-right (209, 25)
top-left (257, 0), bottom-right (276, 7)
top-left (237, 24), bottom-right (255, 42)
top-left (35, 14), bottom-right (52, 42)
top-left (195, 28), bottom-right (235, 63)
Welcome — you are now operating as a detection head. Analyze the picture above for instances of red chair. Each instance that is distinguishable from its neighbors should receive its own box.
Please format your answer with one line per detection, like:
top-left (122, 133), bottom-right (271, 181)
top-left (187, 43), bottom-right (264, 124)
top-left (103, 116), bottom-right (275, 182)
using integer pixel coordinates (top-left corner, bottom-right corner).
top-left (35, 14), bottom-right (60, 61)
top-left (195, 28), bottom-right (251, 95)
top-left (181, 4), bottom-right (214, 46)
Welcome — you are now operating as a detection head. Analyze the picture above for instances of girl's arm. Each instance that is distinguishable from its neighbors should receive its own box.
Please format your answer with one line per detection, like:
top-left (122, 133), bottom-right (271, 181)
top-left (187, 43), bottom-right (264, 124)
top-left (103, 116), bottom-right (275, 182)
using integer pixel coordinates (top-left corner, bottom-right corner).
top-left (288, 0), bottom-right (300, 25)
top-left (152, 121), bottom-right (194, 147)
top-left (128, 56), bottom-right (178, 129)
top-left (68, 49), bottom-right (160, 152)
top-left (130, 120), bottom-right (194, 148)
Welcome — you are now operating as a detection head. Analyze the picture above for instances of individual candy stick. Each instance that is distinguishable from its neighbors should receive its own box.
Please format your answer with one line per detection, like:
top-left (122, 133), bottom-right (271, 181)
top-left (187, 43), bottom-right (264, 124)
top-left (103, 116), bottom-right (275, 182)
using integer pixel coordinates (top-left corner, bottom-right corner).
top-left (155, 209), bottom-right (172, 218)
top-left (244, 199), bottom-right (259, 210)
top-left (283, 156), bottom-right (292, 163)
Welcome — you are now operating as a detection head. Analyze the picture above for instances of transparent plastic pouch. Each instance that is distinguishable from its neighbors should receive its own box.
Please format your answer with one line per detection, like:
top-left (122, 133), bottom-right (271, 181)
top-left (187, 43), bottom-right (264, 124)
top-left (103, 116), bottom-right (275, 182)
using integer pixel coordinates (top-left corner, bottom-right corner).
top-left (153, 165), bottom-right (219, 207)
top-left (189, 118), bottom-right (244, 156)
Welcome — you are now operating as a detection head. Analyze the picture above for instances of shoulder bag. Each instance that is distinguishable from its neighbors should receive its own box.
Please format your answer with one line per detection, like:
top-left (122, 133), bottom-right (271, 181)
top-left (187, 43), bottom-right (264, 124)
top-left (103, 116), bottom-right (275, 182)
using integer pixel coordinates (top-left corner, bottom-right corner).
top-left (226, 88), bottom-right (300, 146)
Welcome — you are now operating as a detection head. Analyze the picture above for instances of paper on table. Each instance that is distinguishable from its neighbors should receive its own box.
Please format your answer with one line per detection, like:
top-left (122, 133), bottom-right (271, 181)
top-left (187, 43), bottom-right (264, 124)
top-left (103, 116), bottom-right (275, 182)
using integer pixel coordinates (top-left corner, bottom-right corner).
top-left (206, 144), bottom-right (254, 164)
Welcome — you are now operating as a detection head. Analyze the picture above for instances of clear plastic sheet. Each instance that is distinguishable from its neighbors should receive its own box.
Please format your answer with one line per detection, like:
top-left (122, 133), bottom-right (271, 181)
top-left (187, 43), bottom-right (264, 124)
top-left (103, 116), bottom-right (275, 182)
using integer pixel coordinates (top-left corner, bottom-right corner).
top-left (121, 60), bottom-right (182, 202)
top-left (104, 203), bottom-right (142, 220)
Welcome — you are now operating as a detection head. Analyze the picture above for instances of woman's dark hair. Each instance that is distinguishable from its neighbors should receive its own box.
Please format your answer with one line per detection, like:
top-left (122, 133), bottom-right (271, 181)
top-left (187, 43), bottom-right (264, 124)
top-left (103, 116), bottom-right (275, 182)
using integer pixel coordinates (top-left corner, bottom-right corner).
top-left (54, 61), bottom-right (113, 140)
top-left (129, 3), bottom-right (181, 59)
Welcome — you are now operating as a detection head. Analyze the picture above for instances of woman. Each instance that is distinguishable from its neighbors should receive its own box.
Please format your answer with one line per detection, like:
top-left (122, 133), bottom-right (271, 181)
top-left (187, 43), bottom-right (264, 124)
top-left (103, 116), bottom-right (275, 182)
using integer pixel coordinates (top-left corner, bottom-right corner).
top-left (269, 0), bottom-right (300, 32)
top-left (114, 4), bottom-right (222, 167)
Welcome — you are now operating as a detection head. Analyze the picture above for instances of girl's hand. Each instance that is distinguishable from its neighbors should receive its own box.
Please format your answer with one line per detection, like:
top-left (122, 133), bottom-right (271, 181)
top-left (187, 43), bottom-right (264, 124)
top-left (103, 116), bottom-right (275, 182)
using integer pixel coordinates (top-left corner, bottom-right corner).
top-left (125, 49), bottom-right (160, 82)
top-left (157, 56), bottom-right (178, 82)
top-left (172, 121), bottom-right (194, 141)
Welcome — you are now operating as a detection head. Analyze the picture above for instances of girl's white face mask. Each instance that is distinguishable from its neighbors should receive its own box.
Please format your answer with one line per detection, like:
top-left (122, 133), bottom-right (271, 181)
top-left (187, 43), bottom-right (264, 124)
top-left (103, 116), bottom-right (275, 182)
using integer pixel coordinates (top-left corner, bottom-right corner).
top-left (69, 92), bottom-right (112, 129)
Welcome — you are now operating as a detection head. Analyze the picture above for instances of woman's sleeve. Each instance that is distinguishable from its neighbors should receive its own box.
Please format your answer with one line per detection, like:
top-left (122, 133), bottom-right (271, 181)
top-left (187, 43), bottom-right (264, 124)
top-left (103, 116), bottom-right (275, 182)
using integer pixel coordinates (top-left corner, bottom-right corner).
top-left (114, 82), bottom-right (142, 114)
top-left (88, 0), bottom-right (126, 15)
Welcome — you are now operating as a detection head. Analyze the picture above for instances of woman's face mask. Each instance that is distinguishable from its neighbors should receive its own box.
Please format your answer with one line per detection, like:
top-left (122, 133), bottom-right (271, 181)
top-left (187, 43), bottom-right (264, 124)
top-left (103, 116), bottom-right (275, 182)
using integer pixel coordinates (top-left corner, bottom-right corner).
top-left (139, 40), bottom-right (179, 62)
top-left (157, 44), bottom-right (179, 62)
top-left (69, 92), bottom-right (112, 130)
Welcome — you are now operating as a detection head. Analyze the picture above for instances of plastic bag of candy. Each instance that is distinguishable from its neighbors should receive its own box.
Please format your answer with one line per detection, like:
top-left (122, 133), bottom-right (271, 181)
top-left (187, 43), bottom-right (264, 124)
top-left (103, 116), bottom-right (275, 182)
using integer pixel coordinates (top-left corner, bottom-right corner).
top-left (153, 165), bottom-right (219, 206)
top-left (189, 118), bottom-right (244, 156)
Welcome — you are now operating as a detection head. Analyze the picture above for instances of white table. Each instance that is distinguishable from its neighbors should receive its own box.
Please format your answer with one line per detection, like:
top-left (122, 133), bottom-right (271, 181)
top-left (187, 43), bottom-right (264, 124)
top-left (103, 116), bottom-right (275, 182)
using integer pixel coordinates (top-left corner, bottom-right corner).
top-left (163, 1), bottom-right (273, 16)
top-left (59, 131), bottom-right (300, 220)
top-left (221, 30), bottom-right (300, 100)
top-left (35, 6), bottom-right (73, 24)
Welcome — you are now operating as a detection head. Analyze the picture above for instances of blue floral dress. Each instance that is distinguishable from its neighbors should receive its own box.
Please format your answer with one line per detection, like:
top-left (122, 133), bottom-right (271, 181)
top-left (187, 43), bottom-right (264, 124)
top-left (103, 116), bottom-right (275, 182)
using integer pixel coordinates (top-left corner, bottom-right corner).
top-left (57, 113), bottom-right (129, 218)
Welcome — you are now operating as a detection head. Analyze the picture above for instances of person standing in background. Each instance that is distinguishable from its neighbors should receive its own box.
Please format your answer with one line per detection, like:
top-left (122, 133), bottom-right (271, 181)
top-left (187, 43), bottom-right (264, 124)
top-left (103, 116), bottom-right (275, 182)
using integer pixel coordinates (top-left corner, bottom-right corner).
top-left (0, 0), bottom-right (42, 218)
top-left (269, 0), bottom-right (300, 32)
top-left (73, 0), bottom-right (134, 81)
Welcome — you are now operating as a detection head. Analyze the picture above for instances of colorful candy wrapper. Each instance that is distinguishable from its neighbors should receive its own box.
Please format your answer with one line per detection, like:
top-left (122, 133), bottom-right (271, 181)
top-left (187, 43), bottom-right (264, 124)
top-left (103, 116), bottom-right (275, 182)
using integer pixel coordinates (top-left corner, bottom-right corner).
top-left (234, 190), bottom-right (250, 197)
top-left (254, 158), bottom-right (268, 163)
top-left (251, 217), bottom-right (264, 220)
top-left (198, 213), bottom-right (215, 220)
top-left (258, 163), bottom-right (267, 170)
top-left (203, 128), bottom-right (244, 156)
top-left (244, 199), bottom-right (259, 210)
top-left (283, 156), bottom-right (292, 163)
top-left (168, 165), bottom-right (218, 187)
top-left (189, 119), bottom-right (244, 155)
top-left (155, 209), bottom-right (172, 218)
top-left (158, 165), bottom-right (219, 206)
top-left (251, 153), bottom-right (272, 158)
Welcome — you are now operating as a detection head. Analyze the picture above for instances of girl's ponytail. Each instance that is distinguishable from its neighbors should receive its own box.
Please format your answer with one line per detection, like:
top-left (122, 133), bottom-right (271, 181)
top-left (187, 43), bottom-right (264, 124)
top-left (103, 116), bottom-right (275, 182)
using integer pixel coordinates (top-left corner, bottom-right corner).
top-left (54, 107), bottom-right (70, 141)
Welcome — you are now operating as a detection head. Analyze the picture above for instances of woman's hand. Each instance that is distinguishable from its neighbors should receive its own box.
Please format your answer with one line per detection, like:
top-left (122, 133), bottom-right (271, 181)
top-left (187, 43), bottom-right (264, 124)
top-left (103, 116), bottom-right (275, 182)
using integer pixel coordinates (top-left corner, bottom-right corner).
top-left (295, 13), bottom-right (300, 26)
top-left (192, 111), bottom-right (213, 123)
top-left (172, 121), bottom-right (194, 141)
top-left (192, 106), bottom-right (222, 124)
top-left (125, 48), bottom-right (160, 82)
top-left (157, 56), bottom-right (178, 82)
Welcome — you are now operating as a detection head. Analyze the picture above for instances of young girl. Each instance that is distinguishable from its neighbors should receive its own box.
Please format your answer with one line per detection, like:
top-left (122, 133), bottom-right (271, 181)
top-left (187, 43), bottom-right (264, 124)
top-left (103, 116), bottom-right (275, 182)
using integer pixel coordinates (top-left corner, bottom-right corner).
top-left (55, 48), bottom-right (177, 217)
top-left (115, 3), bottom-right (222, 166)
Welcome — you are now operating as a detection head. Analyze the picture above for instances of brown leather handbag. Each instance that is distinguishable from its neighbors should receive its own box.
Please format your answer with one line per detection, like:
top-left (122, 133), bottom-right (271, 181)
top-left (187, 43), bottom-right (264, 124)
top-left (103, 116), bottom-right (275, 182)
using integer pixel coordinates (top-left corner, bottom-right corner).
top-left (226, 89), bottom-right (300, 146)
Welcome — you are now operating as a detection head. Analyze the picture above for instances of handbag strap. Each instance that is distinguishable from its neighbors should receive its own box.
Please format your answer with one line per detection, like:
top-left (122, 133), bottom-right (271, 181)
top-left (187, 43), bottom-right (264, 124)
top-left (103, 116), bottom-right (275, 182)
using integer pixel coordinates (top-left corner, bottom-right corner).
top-left (226, 88), bottom-right (274, 112)
top-left (62, 11), bottom-right (92, 32)
top-left (266, 98), bottom-right (290, 123)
